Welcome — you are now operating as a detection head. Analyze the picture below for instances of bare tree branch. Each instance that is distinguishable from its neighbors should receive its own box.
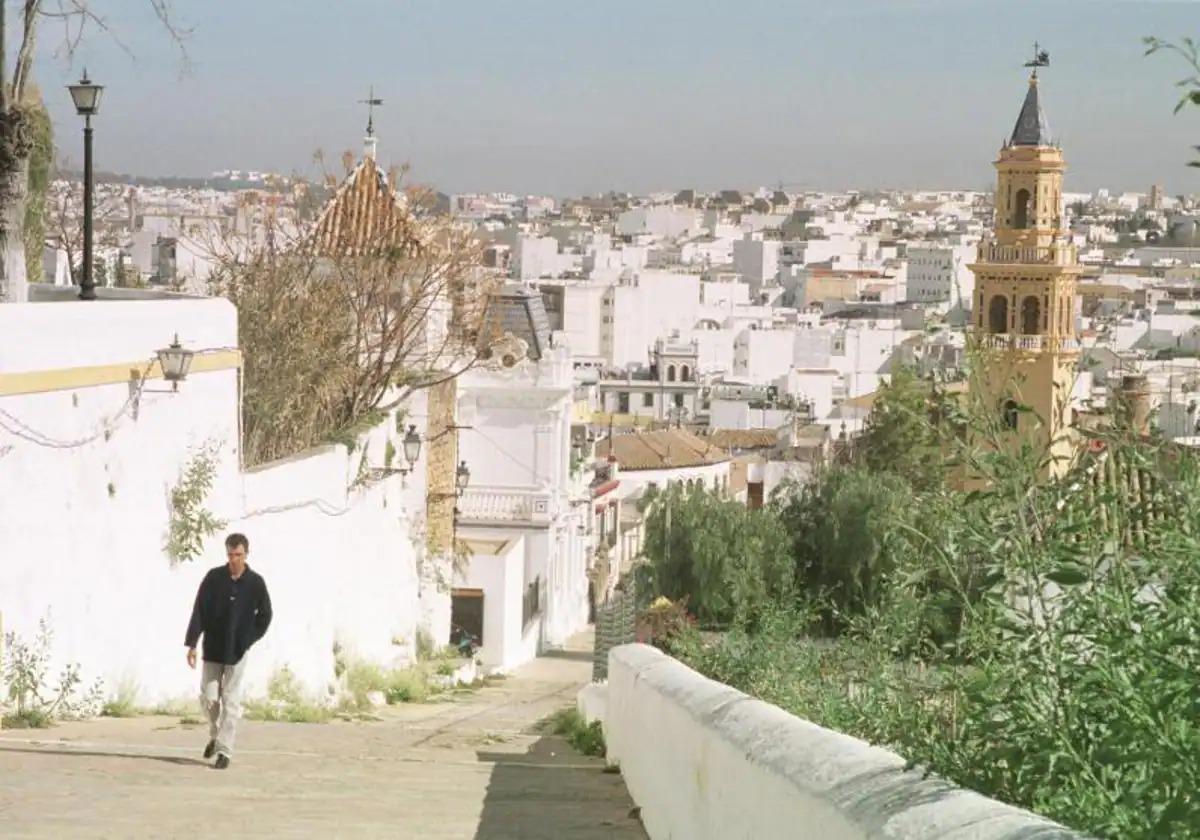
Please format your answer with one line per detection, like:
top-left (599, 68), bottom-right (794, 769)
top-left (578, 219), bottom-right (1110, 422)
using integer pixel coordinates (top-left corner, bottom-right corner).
top-left (205, 167), bottom-right (495, 466)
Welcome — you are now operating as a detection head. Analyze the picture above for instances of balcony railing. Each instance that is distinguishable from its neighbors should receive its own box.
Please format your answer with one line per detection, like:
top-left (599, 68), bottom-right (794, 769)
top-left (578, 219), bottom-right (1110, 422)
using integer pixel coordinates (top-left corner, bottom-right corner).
top-left (981, 333), bottom-right (1080, 352)
top-left (976, 242), bottom-right (1077, 266)
top-left (457, 486), bottom-right (554, 524)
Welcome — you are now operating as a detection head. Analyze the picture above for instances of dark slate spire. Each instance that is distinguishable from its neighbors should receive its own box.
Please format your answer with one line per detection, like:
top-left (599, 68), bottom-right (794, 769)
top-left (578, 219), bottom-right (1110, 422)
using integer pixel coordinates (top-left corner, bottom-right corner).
top-left (1010, 72), bottom-right (1052, 147)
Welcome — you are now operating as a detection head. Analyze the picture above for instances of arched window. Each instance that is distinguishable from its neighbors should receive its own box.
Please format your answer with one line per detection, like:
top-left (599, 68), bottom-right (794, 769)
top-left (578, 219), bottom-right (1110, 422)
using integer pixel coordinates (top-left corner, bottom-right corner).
top-left (666, 365), bottom-right (676, 382)
top-left (1013, 188), bottom-right (1031, 229)
top-left (680, 365), bottom-right (691, 382)
top-left (1020, 296), bottom-right (1041, 335)
top-left (988, 295), bottom-right (1009, 334)
top-left (1002, 399), bottom-right (1019, 430)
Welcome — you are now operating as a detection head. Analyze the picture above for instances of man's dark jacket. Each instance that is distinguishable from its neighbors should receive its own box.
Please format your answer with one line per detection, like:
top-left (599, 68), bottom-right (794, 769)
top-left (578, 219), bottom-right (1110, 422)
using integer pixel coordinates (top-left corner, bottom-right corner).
top-left (185, 565), bottom-right (273, 665)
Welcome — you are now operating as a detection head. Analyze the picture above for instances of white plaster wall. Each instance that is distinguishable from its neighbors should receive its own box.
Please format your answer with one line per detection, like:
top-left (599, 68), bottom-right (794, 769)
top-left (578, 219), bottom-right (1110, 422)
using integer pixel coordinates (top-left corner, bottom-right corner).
top-left (734, 329), bottom-right (797, 383)
top-left (615, 462), bottom-right (729, 498)
top-left (604, 644), bottom-right (1085, 840)
top-left (0, 301), bottom-right (424, 706)
top-left (606, 274), bottom-right (703, 368)
top-left (456, 536), bottom-right (527, 671)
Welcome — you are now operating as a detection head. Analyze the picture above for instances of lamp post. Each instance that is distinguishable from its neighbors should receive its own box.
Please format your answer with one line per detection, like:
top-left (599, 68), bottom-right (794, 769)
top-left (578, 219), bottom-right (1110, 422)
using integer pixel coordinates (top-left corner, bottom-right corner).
top-left (67, 71), bottom-right (103, 301)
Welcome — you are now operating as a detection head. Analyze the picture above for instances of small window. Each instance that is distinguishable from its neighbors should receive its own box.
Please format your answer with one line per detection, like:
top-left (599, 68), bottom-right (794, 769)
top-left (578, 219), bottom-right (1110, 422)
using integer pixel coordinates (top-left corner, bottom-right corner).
top-left (522, 576), bottom-right (542, 628)
top-left (643, 392), bottom-right (654, 407)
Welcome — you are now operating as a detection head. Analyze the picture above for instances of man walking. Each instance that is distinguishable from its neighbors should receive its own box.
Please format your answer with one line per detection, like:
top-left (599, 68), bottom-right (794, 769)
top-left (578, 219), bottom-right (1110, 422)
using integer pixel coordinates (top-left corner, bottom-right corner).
top-left (185, 532), bottom-right (273, 769)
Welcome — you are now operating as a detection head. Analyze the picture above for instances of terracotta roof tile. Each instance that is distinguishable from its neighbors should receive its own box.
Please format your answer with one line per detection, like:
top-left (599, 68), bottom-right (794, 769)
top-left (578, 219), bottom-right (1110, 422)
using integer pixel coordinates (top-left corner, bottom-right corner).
top-left (705, 428), bottom-right (778, 450)
top-left (596, 428), bottom-right (730, 471)
top-left (310, 156), bottom-right (415, 257)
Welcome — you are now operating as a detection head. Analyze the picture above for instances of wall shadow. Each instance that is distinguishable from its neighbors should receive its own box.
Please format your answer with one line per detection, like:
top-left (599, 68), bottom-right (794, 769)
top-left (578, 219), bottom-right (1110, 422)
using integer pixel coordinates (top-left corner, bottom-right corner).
top-left (474, 735), bottom-right (645, 840)
top-left (0, 744), bottom-right (209, 768)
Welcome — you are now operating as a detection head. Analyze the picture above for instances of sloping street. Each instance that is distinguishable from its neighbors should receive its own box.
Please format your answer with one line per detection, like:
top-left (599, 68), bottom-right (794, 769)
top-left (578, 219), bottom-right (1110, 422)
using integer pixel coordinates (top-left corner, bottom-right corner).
top-left (0, 639), bottom-right (645, 839)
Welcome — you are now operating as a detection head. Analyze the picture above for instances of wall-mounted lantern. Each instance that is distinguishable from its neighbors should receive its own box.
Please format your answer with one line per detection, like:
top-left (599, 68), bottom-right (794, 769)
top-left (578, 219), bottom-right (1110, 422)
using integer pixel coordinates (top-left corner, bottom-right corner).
top-left (156, 334), bottom-right (194, 392)
top-left (377, 425), bottom-right (423, 480)
top-left (455, 460), bottom-right (471, 496)
top-left (402, 425), bottom-right (423, 466)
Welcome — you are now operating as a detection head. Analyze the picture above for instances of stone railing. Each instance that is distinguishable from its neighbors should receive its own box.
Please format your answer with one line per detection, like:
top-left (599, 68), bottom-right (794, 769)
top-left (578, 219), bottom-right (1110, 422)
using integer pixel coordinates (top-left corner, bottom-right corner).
top-left (456, 486), bottom-right (554, 524)
top-left (599, 644), bottom-right (1087, 840)
top-left (977, 242), bottom-right (1077, 266)
top-left (981, 333), bottom-right (1080, 352)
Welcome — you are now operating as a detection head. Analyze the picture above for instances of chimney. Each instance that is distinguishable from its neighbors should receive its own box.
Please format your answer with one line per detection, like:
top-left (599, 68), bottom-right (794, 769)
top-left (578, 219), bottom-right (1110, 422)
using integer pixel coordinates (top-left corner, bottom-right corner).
top-left (1118, 374), bottom-right (1152, 436)
top-left (606, 453), bottom-right (619, 480)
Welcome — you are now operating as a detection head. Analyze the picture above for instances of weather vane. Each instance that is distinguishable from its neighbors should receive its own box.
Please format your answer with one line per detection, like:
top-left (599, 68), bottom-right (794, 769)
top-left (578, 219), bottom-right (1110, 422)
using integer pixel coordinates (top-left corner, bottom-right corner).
top-left (1024, 42), bottom-right (1050, 69)
top-left (359, 86), bottom-right (384, 135)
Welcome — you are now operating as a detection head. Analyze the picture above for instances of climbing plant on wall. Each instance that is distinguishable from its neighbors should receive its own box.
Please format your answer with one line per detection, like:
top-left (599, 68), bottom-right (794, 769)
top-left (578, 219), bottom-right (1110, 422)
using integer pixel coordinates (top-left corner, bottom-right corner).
top-left (165, 443), bottom-right (227, 565)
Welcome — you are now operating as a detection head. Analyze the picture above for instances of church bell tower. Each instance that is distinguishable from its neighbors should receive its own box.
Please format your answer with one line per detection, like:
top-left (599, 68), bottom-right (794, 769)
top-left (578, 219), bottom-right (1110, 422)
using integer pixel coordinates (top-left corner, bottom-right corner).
top-left (969, 65), bottom-right (1082, 475)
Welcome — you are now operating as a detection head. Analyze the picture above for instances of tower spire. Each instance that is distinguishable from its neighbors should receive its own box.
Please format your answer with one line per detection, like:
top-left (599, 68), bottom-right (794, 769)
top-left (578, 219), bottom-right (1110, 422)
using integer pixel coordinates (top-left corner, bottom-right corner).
top-left (1010, 46), bottom-right (1052, 147)
top-left (358, 86), bottom-right (383, 160)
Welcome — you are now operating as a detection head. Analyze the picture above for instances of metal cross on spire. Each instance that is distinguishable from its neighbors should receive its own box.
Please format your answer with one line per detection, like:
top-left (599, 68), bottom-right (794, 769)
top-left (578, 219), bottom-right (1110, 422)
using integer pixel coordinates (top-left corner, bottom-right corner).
top-left (1024, 42), bottom-right (1050, 69)
top-left (359, 86), bottom-right (384, 136)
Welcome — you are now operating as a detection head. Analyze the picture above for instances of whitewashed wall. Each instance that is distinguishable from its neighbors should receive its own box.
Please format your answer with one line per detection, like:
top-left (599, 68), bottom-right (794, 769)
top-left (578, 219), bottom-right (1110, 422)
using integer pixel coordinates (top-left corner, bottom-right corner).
top-left (604, 644), bottom-right (1085, 840)
top-left (0, 300), bottom-right (424, 705)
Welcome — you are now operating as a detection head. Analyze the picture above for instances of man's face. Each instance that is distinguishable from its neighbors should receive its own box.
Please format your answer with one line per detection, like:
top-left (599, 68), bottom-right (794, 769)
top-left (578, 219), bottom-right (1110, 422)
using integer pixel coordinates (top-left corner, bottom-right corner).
top-left (227, 544), bottom-right (248, 573)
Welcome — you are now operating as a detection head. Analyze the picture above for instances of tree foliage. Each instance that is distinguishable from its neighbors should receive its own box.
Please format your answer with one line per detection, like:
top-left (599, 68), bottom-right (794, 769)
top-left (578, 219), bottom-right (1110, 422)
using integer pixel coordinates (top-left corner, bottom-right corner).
top-left (208, 186), bottom-right (488, 466)
top-left (856, 366), bottom-right (947, 491)
top-left (775, 466), bottom-right (918, 635)
top-left (636, 483), bottom-right (793, 626)
top-left (641, 359), bottom-right (1200, 836)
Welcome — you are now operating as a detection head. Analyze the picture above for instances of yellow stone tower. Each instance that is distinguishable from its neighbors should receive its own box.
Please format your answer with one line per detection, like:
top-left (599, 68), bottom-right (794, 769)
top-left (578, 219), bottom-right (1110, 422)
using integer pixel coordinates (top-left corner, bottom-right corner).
top-left (969, 69), bottom-right (1082, 476)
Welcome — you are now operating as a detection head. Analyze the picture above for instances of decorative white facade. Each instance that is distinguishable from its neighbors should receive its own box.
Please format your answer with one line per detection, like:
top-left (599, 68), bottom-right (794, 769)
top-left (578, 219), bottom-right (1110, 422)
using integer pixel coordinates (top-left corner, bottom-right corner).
top-left (453, 333), bottom-right (592, 672)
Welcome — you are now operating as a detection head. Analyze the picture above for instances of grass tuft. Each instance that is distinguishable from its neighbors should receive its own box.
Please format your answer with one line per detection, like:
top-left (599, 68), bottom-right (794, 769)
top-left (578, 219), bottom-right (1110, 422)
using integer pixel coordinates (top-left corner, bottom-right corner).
top-left (101, 681), bottom-right (141, 718)
top-left (548, 707), bottom-right (606, 757)
top-left (244, 666), bottom-right (334, 724)
top-left (1, 709), bottom-right (53, 729)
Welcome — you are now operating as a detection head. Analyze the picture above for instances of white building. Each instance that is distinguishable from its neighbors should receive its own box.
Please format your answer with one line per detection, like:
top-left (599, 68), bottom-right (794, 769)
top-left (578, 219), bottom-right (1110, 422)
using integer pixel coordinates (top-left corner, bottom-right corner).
top-left (453, 288), bottom-right (592, 672)
top-left (905, 242), bottom-right (976, 315)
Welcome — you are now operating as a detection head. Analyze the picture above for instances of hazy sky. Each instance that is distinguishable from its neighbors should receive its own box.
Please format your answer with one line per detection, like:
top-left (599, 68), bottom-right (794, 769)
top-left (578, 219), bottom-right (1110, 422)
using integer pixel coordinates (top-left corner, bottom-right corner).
top-left (25, 0), bottom-right (1200, 196)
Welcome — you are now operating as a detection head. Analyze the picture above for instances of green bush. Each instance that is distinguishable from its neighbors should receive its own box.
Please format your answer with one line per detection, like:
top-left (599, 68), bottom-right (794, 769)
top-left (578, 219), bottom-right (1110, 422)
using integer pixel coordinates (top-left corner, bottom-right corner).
top-left (644, 386), bottom-right (1200, 837)
top-left (636, 484), bottom-right (793, 626)
top-left (101, 681), bottom-right (141, 718)
top-left (244, 667), bottom-right (333, 724)
top-left (549, 707), bottom-right (605, 758)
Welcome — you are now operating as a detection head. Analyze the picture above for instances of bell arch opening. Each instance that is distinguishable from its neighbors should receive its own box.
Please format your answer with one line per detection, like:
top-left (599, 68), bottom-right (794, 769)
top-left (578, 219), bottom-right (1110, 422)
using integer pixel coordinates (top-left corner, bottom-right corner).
top-left (1020, 295), bottom-right (1041, 335)
top-left (988, 295), bottom-right (1009, 333)
top-left (1013, 188), bottom-right (1031, 229)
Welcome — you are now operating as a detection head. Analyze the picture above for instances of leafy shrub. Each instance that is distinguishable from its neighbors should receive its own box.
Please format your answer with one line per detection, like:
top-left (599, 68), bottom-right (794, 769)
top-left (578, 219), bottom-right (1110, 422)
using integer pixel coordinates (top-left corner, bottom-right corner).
top-left (636, 485), bottom-right (793, 626)
top-left (101, 680), bottom-right (141, 718)
top-left (549, 707), bottom-right (605, 758)
top-left (644, 377), bottom-right (1200, 836)
top-left (2, 618), bottom-right (103, 727)
top-left (636, 596), bottom-right (694, 651)
top-left (244, 667), bottom-right (333, 723)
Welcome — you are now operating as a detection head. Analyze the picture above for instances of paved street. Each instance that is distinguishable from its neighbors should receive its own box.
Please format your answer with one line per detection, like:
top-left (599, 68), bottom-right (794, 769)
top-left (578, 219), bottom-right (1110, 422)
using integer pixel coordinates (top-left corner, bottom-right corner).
top-left (0, 639), bottom-right (645, 839)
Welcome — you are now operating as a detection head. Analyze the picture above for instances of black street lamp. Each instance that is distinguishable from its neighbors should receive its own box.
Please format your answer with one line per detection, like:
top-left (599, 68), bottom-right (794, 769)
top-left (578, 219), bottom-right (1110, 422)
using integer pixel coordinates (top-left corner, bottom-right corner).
top-left (67, 70), bottom-right (103, 301)
top-left (402, 425), bottom-right (423, 466)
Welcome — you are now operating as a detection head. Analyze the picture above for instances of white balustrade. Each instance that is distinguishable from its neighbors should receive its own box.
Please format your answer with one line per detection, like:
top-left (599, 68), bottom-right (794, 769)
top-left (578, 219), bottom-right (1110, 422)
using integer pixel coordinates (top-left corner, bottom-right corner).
top-left (457, 487), bottom-right (555, 523)
top-left (981, 333), bottom-right (1080, 352)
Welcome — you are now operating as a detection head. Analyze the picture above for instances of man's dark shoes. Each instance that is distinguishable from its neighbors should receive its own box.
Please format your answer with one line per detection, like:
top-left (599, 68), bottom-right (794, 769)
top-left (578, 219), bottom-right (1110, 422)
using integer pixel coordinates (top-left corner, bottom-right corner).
top-left (203, 740), bottom-right (216, 759)
top-left (214, 754), bottom-right (230, 770)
